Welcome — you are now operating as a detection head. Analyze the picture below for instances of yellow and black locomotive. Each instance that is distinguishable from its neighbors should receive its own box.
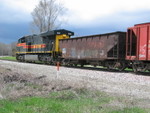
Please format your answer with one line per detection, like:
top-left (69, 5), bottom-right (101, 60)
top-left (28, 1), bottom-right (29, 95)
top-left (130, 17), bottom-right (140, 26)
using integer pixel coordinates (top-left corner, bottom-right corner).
top-left (16, 29), bottom-right (74, 64)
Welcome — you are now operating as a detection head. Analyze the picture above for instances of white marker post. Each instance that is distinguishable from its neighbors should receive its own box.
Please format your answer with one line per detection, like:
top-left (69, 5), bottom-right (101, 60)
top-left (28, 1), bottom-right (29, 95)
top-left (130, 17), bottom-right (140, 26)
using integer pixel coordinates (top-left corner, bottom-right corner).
top-left (56, 62), bottom-right (60, 78)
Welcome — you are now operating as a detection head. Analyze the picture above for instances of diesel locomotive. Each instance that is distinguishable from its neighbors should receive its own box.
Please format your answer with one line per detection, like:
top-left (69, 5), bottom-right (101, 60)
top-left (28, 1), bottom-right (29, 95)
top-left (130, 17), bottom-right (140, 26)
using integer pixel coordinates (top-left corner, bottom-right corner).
top-left (16, 23), bottom-right (150, 72)
top-left (16, 29), bottom-right (74, 64)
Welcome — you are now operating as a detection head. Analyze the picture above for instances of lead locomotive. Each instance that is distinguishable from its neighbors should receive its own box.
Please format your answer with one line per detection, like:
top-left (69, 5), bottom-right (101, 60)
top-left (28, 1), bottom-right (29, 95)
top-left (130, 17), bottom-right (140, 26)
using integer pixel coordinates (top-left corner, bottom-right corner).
top-left (16, 29), bottom-right (74, 64)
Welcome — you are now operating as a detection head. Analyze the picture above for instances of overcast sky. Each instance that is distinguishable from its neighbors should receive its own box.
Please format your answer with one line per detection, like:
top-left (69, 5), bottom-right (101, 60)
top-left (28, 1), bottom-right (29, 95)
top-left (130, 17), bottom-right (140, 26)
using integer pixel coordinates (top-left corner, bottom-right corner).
top-left (0, 0), bottom-right (150, 43)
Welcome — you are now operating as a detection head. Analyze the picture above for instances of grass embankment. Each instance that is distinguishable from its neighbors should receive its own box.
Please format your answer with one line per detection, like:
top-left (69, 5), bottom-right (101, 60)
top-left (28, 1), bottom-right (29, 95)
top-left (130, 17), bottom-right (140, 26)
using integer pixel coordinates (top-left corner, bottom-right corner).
top-left (0, 56), bottom-right (16, 61)
top-left (0, 64), bottom-right (148, 113)
top-left (0, 89), bottom-right (148, 113)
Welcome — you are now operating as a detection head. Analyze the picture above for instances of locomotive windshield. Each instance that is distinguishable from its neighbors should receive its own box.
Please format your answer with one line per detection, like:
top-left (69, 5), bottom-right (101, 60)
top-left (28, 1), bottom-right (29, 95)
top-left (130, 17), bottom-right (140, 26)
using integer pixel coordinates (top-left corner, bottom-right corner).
top-left (18, 37), bottom-right (25, 43)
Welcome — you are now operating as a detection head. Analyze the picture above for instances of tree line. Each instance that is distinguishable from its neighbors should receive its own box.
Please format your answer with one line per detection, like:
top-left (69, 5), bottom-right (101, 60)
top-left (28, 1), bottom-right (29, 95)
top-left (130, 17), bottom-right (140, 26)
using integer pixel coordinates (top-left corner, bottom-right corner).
top-left (0, 42), bottom-right (16, 56)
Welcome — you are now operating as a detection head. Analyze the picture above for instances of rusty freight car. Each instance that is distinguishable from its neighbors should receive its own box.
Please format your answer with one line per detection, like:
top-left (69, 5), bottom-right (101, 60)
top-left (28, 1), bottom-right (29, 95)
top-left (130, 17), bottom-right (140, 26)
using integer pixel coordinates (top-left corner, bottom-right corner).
top-left (126, 23), bottom-right (150, 72)
top-left (59, 32), bottom-right (126, 70)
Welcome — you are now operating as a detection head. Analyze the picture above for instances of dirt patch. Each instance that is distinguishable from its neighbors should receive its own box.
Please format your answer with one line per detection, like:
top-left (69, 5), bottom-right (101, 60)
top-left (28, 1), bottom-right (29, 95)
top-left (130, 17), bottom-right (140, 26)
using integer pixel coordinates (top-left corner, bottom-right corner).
top-left (0, 66), bottom-right (75, 100)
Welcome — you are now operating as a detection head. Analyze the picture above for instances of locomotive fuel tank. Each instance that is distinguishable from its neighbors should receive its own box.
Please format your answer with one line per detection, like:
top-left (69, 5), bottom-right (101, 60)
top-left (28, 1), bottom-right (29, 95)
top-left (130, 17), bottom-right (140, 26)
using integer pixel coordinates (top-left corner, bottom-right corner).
top-left (24, 55), bottom-right (39, 61)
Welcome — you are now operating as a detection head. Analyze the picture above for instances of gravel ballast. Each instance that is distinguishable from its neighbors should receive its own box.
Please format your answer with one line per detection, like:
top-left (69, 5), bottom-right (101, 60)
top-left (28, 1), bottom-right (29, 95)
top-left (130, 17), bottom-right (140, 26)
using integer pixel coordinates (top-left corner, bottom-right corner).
top-left (0, 60), bottom-right (150, 101)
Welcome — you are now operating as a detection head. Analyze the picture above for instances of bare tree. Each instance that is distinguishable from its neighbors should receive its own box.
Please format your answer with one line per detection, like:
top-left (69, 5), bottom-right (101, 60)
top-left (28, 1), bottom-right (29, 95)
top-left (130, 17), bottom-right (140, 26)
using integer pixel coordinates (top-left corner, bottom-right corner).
top-left (31, 0), bottom-right (65, 33)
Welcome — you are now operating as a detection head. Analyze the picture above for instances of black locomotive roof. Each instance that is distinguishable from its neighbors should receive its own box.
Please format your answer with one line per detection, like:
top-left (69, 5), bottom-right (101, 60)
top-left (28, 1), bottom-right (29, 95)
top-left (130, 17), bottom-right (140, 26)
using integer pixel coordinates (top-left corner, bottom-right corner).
top-left (18, 29), bottom-right (74, 40)
top-left (40, 29), bottom-right (74, 37)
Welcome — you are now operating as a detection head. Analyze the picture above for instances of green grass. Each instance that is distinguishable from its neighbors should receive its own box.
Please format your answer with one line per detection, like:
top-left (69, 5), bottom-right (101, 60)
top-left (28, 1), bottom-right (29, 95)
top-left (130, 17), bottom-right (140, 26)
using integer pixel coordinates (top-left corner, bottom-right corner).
top-left (0, 56), bottom-right (16, 61)
top-left (110, 107), bottom-right (147, 113)
top-left (0, 89), bottom-right (109, 113)
top-left (0, 89), bottom-right (148, 113)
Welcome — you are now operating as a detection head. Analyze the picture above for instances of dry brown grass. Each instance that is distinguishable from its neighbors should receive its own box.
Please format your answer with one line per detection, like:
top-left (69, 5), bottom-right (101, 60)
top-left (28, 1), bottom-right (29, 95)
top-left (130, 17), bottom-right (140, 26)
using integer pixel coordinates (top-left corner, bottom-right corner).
top-left (0, 66), bottom-right (89, 100)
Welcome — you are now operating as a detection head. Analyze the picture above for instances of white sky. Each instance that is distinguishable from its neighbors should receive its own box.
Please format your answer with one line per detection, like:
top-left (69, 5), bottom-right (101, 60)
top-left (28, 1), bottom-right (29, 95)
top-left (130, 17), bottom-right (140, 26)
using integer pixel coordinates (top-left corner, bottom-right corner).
top-left (64, 0), bottom-right (150, 20)
top-left (0, 0), bottom-right (150, 29)
top-left (1, 0), bottom-right (150, 23)
top-left (1, 0), bottom-right (150, 43)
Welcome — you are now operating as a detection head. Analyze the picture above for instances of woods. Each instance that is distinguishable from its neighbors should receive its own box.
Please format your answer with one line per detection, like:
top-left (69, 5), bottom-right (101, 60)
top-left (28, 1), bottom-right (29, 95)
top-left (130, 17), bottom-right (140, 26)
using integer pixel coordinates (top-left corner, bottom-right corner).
top-left (0, 42), bottom-right (16, 56)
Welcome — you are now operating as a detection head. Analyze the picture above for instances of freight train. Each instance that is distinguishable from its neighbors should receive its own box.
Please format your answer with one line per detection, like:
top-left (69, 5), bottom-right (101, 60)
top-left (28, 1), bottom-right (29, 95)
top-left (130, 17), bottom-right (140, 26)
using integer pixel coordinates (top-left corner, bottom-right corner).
top-left (16, 23), bottom-right (150, 72)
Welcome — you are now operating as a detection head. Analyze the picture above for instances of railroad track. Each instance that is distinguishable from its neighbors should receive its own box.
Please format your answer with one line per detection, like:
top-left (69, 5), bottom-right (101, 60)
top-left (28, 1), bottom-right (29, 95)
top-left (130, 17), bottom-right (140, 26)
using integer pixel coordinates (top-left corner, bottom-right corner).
top-left (0, 59), bottom-right (149, 76)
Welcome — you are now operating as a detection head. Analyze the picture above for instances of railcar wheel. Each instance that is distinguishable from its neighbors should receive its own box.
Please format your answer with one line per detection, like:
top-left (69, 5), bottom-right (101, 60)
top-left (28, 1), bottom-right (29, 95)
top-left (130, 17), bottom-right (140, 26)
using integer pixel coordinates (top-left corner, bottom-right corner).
top-left (62, 59), bottom-right (70, 66)
top-left (105, 62), bottom-right (114, 70)
top-left (132, 64), bottom-right (138, 73)
top-left (74, 64), bottom-right (78, 67)
top-left (132, 62), bottom-right (147, 73)
top-left (118, 62), bottom-right (126, 71)
top-left (80, 64), bottom-right (84, 67)
top-left (62, 60), bottom-right (66, 66)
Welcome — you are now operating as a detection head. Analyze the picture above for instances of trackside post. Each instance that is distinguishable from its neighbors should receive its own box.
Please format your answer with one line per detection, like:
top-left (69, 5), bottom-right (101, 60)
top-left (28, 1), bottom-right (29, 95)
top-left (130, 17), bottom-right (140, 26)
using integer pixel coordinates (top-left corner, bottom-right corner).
top-left (56, 62), bottom-right (60, 78)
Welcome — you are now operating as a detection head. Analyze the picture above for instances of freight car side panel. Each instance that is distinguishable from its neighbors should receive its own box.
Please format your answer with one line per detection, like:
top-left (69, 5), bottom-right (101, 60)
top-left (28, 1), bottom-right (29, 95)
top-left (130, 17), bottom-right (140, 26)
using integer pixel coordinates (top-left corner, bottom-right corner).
top-left (60, 32), bottom-right (126, 60)
top-left (60, 36), bottom-right (106, 59)
top-left (148, 28), bottom-right (150, 60)
top-left (139, 27), bottom-right (148, 60)
top-left (136, 23), bottom-right (150, 61)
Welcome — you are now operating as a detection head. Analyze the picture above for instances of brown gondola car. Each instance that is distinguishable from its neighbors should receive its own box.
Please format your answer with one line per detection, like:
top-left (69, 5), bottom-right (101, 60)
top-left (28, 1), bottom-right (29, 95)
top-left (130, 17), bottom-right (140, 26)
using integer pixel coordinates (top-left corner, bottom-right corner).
top-left (59, 32), bottom-right (126, 70)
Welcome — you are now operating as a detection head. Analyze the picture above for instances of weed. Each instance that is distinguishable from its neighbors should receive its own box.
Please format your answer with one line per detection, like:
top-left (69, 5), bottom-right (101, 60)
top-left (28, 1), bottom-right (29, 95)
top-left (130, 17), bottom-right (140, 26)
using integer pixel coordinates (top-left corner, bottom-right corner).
top-left (110, 107), bottom-right (147, 113)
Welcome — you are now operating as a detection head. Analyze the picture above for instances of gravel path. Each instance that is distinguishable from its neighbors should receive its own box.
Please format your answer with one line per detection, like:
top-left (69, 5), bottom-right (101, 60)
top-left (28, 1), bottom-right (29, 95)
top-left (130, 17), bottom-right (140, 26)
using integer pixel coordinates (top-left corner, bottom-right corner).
top-left (0, 60), bottom-right (150, 101)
